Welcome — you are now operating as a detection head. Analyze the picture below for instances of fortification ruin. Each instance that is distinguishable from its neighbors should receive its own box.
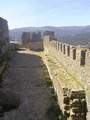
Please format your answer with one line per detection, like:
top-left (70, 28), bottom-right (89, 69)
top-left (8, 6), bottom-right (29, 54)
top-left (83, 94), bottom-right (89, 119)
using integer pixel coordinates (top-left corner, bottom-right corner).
top-left (21, 31), bottom-right (43, 51)
top-left (0, 16), bottom-right (90, 119)
top-left (21, 30), bottom-right (90, 119)
top-left (43, 32), bottom-right (90, 120)
top-left (0, 17), bottom-right (10, 78)
top-left (0, 17), bottom-right (9, 56)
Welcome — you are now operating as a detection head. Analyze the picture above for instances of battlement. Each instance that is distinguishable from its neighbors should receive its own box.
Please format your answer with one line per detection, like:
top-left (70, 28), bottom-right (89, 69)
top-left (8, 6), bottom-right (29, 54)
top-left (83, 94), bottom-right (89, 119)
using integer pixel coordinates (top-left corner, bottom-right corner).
top-left (44, 34), bottom-right (90, 86)
top-left (43, 34), bottom-right (90, 119)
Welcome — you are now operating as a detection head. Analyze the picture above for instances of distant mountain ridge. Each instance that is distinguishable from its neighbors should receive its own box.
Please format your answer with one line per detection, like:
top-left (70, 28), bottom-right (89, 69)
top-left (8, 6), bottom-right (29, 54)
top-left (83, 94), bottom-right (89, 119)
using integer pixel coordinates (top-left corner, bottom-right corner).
top-left (9, 26), bottom-right (90, 45)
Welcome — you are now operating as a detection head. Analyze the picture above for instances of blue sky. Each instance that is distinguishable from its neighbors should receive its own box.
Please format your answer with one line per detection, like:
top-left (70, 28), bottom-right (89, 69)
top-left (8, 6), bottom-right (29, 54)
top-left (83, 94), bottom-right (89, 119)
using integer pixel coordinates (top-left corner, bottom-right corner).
top-left (0, 0), bottom-right (90, 29)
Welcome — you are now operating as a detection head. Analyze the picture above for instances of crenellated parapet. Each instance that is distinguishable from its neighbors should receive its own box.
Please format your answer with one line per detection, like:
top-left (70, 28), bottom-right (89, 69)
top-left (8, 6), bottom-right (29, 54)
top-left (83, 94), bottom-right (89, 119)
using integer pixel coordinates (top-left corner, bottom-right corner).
top-left (44, 34), bottom-right (90, 84)
top-left (43, 32), bottom-right (90, 120)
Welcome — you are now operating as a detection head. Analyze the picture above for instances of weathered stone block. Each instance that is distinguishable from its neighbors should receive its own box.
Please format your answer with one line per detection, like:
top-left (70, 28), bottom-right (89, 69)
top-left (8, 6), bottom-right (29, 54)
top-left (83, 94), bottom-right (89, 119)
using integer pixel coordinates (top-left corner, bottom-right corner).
top-left (70, 90), bottom-right (85, 100)
top-left (71, 107), bottom-right (80, 113)
top-left (63, 96), bottom-right (70, 104)
top-left (64, 105), bottom-right (70, 110)
top-left (64, 110), bottom-right (70, 117)
top-left (81, 99), bottom-right (87, 113)
top-left (70, 99), bottom-right (80, 108)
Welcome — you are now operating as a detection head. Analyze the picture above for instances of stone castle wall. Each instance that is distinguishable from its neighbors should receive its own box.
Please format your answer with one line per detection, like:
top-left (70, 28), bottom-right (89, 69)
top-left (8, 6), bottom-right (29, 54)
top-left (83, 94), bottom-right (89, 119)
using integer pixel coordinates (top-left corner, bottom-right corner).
top-left (43, 35), bottom-right (90, 119)
top-left (43, 36), bottom-right (90, 86)
top-left (0, 17), bottom-right (9, 55)
top-left (21, 32), bottom-right (43, 51)
top-left (24, 41), bottom-right (44, 51)
top-left (0, 17), bottom-right (10, 83)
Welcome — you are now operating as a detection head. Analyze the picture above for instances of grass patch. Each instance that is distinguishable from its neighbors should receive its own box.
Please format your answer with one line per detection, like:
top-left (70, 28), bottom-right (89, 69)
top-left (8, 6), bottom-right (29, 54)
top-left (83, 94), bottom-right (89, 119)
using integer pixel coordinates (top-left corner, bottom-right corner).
top-left (46, 79), bottom-right (53, 87)
top-left (51, 92), bottom-right (58, 102)
top-left (42, 64), bottom-right (53, 87)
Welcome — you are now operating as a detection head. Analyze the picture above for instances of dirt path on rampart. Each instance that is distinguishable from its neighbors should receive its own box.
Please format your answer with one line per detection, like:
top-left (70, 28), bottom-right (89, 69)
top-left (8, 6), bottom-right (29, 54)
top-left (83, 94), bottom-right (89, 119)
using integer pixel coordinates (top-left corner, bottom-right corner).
top-left (1, 50), bottom-right (51, 120)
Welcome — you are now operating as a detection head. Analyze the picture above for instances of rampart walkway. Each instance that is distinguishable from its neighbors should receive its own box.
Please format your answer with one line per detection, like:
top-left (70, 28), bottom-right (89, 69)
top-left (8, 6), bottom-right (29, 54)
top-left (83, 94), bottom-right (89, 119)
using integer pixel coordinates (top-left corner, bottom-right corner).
top-left (1, 49), bottom-right (51, 120)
